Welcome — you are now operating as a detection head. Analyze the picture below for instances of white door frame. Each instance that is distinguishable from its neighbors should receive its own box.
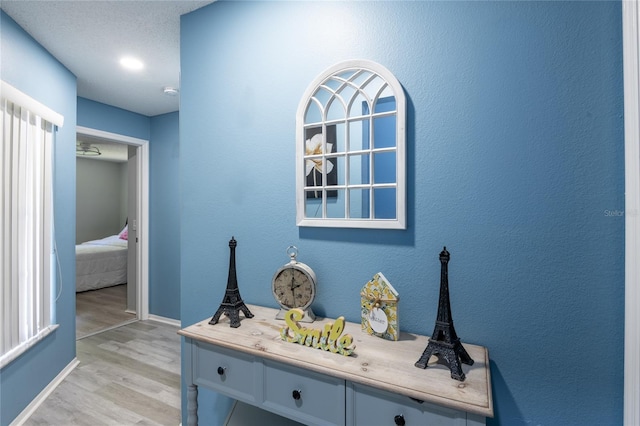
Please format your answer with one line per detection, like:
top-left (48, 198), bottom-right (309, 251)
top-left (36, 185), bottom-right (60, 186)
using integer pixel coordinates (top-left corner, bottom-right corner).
top-left (76, 126), bottom-right (149, 320)
top-left (623, 1), bottom-right (640, 424)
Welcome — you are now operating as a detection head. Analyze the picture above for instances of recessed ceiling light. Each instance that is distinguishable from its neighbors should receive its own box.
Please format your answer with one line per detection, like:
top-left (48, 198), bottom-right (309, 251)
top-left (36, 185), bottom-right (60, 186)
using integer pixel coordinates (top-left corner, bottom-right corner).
top-left (120, 56), bottom-right (144, 71)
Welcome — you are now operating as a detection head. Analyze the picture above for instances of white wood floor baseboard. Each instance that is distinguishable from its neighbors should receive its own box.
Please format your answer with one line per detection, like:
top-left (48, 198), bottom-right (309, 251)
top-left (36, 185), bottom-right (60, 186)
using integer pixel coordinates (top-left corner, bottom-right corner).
top-left (148, 314), bottom-right (181, 327)
top-left (10, 357), bottom-right (80, 426)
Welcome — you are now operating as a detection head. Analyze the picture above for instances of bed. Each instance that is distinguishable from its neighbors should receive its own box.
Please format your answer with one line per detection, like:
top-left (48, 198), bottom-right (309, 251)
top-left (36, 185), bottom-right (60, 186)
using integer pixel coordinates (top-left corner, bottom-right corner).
top-left (76, 233), bottom-right (128, 292)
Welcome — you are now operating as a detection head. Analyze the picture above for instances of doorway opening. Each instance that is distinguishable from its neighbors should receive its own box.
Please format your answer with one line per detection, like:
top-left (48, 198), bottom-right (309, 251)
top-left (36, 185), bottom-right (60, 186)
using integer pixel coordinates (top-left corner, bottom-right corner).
top-left (75, 126), bottom-right (149, 339)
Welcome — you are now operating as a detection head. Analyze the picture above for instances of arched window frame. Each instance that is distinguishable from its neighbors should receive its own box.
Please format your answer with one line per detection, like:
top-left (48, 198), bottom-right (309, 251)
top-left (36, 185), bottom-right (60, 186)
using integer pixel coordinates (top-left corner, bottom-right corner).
top-left (296, 60), bottom-right (406, 229)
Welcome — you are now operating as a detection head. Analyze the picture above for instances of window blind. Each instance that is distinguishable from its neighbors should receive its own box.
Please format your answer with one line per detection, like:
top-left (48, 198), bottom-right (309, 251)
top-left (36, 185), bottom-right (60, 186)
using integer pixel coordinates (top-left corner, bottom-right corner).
top-left (0, 82), bottom-right (62, 368)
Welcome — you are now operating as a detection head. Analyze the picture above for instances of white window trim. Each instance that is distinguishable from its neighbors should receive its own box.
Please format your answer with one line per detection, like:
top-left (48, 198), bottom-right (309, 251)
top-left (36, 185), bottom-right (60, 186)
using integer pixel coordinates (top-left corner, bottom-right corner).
top-left (0, 325), bottom-right (58, 369)
top-left (623, 1), bottom-right (640, 424)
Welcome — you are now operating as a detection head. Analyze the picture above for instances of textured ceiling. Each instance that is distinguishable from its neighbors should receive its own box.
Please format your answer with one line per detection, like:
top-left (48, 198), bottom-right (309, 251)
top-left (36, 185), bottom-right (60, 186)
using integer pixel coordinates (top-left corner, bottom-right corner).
top-left (1, 0), bottom-right (215, 117)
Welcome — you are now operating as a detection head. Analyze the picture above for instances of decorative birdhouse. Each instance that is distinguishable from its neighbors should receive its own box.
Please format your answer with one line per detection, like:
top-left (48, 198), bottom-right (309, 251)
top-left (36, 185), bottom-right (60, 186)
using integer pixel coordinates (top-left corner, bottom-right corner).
top-left (360, 272), bottom-right (399, 341)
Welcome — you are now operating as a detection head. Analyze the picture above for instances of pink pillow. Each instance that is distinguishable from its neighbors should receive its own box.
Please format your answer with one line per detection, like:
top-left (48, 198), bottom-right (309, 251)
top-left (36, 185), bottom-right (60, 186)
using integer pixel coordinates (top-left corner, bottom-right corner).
top-left (119, 225), bottom-right (128, 240)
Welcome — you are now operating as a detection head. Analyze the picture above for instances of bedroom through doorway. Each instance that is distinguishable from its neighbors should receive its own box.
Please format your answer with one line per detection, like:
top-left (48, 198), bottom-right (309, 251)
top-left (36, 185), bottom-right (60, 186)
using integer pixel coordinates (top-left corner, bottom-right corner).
top-left (75, 127), bottom-right (149, 339)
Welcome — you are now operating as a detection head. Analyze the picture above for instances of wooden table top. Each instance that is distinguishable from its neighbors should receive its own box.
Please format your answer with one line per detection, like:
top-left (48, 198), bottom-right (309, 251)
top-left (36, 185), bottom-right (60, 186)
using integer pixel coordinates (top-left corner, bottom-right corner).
top-left (179, 304), bottom-right (493, 418)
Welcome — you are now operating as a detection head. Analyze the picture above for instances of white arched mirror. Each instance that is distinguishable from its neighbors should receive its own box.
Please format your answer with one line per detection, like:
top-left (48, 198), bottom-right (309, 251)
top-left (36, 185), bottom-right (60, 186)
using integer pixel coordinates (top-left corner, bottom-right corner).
top-left (296, 60), bottom-right (406, 229)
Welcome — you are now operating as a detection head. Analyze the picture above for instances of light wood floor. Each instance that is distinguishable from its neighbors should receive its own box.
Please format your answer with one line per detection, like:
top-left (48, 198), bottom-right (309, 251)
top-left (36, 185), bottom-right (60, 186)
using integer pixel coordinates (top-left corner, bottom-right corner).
top-left (24, 320), bottom-right (181, 426)
top-left (76, 285), bottom-right (136, 339)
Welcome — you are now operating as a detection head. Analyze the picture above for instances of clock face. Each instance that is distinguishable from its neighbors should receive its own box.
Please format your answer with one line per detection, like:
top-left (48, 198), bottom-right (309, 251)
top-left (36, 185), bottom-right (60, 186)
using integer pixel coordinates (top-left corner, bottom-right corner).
top-left (273, 266), bottom-right (314, 310)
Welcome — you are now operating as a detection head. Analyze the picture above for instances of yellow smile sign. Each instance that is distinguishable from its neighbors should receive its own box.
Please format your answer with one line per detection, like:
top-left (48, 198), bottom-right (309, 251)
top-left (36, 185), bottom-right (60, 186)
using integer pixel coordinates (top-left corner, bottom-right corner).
top-left (280, 309), bottom-right (355, 356)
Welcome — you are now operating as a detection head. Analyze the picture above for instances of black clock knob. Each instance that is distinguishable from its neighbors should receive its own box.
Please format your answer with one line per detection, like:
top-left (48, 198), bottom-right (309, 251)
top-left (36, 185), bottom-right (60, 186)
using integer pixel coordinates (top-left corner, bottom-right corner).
top-left (217, 366), bottom-right (226, 376)
top-left (394, 414), bottom-right (405, 426)
top-left (292, 389), bottom-right (302, 400)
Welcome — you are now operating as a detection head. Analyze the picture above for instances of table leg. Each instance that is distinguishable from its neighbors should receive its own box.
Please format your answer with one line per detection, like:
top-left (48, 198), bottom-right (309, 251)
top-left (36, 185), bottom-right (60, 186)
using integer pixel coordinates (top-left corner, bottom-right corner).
top-left (187, 384), bottom-right (198, 426)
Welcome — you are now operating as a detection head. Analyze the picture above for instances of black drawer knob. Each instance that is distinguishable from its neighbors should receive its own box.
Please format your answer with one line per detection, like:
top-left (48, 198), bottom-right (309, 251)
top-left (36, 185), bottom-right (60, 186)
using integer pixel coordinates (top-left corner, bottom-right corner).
top-left (217, 366), bottom-right (226, 376)
top-left (394, 414), bottom-right (406, 426)
top-left (292, 389), bottom-right (302, 400)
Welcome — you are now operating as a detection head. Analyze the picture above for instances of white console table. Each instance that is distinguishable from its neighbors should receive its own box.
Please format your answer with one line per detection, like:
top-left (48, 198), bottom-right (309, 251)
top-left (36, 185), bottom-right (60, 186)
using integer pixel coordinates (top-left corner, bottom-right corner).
top-left (179, 304), bottom-right (493, 426)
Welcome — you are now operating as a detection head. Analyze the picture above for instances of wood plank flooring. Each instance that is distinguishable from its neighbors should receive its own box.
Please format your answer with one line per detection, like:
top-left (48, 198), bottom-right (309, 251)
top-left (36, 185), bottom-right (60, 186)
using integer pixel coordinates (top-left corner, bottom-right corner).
top-left (24, 321), bottom-right (181, 426)
top-left (76, 285), bottom-right (136, 339)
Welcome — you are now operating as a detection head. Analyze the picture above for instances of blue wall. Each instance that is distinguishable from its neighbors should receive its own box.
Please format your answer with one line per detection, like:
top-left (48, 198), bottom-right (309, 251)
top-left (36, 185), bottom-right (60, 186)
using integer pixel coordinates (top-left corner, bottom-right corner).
top-left (180, 2), bottom-right (624, 425)
top-left (0, 11), bottom-right (78, 425)
top-left (150, 112), bottom-right (181, 320)
top-left (77, 97), bottom-right (150, 141)
top-left (77, 99), bottom-right (181, 320)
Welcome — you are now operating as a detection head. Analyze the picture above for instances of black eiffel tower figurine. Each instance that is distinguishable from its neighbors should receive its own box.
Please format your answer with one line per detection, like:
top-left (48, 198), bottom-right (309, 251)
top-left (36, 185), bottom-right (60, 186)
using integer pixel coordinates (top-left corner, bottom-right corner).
top-left (209, 237), bottom-right (254, 328)
top-left (415, 247), bottom-right (474, 381)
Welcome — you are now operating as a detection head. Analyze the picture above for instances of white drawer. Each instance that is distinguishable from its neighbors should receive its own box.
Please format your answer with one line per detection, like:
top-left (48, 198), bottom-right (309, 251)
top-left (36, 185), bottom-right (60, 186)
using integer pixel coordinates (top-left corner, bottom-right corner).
top-left (262, 359), bottom-right (345, 426)
top-left (193, 341), bottom-right (261, 404)
top-left (347, 382), bottom-right (470, 426)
